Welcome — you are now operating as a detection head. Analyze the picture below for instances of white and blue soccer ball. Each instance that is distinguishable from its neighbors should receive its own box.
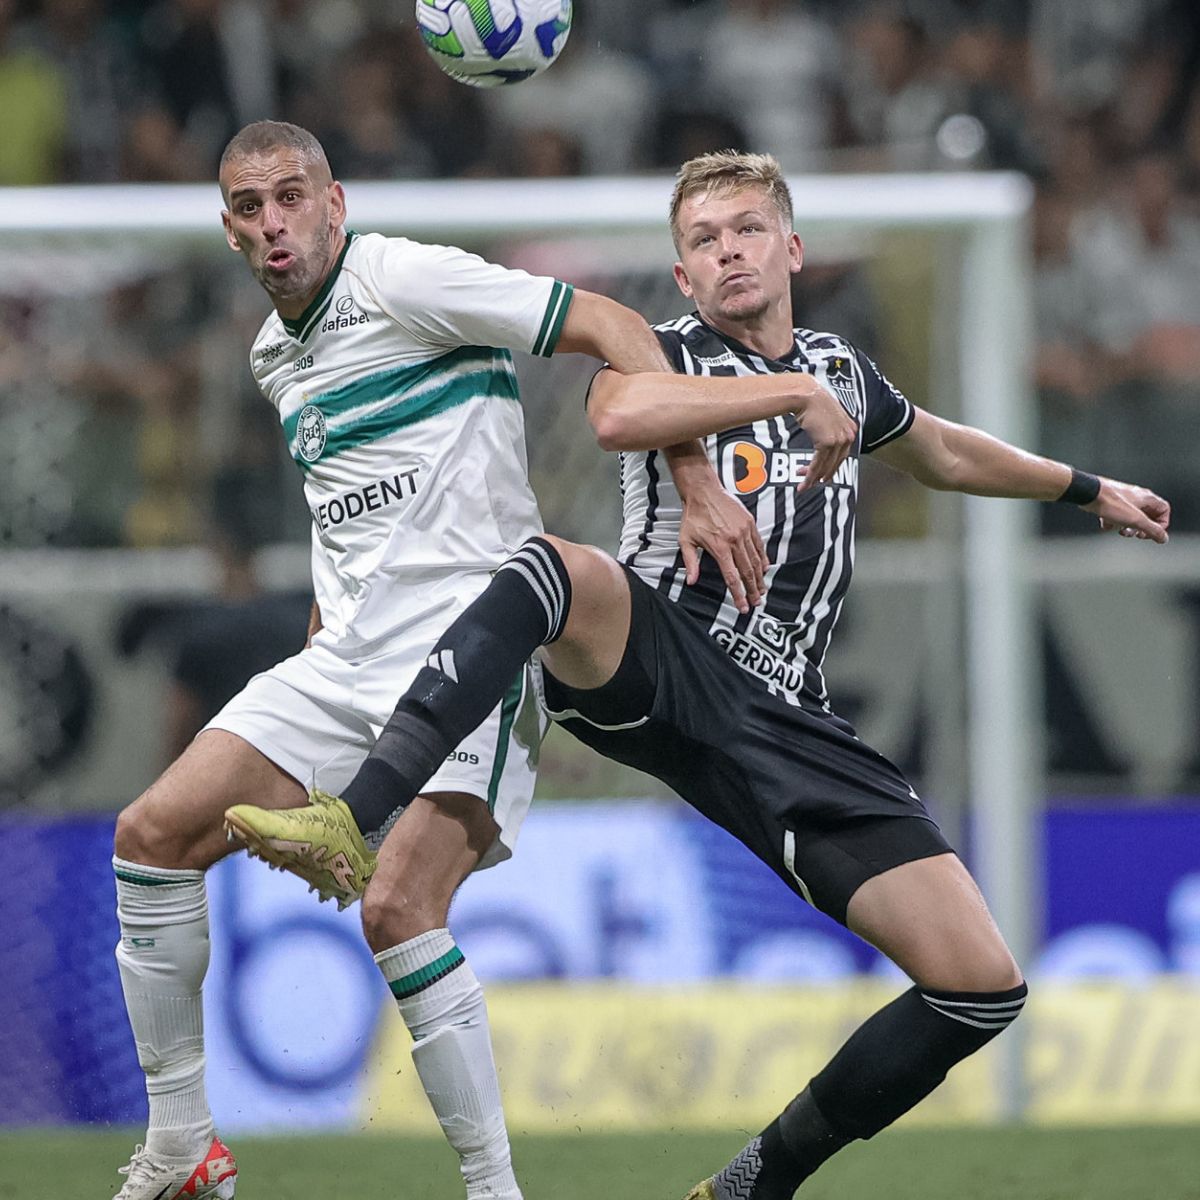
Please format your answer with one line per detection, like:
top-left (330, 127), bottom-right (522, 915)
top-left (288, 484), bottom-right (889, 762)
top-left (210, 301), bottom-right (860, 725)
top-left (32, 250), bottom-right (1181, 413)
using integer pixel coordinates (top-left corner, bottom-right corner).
top-left (416, 0), bottom-right (572, 87)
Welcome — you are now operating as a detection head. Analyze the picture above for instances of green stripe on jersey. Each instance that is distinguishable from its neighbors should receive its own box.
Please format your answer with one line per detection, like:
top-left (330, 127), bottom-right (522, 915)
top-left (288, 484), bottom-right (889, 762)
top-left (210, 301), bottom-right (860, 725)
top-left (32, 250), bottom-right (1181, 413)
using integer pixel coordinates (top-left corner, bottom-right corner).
top-left (284, 346), bottom-right (519, 469)
top-left (388, 947), bottom-right (466, 999)
top-left (532, 281), bottom-right (573, 357)
top-left (297, 346), bottom-right (509, 423)
top-left (318, 368), bottom-right (506, 462)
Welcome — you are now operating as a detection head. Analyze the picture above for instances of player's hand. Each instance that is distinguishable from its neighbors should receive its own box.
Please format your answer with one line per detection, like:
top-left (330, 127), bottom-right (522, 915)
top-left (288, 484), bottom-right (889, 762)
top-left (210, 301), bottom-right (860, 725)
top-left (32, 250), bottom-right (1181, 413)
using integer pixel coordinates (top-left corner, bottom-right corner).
top-left (1086, 478), bottom-right (1170, 544)
top-left (796, 380), bottom-right (858, 490)
top-left (679, 485), bottom-right (768, 614)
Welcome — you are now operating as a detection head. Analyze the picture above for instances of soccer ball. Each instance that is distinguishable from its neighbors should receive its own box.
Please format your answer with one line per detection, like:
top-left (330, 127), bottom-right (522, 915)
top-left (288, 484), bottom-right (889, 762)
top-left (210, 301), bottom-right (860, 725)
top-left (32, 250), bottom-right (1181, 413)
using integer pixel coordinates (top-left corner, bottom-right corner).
top-left (416, 0), bottom-right (572, 87)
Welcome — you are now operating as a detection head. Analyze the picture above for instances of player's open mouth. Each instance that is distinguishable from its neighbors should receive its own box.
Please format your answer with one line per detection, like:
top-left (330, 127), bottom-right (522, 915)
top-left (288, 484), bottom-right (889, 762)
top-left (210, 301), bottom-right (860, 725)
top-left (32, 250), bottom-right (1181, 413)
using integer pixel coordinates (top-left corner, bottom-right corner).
top-left (266, 249), bottom-right (295, 271)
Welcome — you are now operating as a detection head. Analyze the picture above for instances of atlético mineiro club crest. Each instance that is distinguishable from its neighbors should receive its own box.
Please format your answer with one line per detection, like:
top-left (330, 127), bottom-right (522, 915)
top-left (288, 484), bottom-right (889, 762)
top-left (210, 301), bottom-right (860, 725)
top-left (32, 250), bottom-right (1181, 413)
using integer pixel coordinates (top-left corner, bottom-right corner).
top-left (824, 356), bottom-right (859, 419)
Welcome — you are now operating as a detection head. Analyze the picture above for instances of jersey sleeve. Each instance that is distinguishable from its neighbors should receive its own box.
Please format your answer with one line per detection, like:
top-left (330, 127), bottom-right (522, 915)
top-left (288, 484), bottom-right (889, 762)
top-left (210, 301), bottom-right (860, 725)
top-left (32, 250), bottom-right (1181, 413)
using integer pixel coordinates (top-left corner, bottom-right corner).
top-left (654, 326), bottom-right (689, 371)
top-left (365, 238), bottom-right (574, 357)
top-left (248, 319), bottom-right (280, 396)
top-left (857, 348), bottom-right (915, 452)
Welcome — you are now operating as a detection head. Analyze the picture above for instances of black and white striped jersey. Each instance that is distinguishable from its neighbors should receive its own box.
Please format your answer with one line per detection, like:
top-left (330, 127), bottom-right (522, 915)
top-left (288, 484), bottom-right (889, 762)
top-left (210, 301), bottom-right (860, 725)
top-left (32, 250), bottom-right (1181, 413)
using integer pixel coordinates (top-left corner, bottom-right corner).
top-left (618, 313), bottom-right (915, 712)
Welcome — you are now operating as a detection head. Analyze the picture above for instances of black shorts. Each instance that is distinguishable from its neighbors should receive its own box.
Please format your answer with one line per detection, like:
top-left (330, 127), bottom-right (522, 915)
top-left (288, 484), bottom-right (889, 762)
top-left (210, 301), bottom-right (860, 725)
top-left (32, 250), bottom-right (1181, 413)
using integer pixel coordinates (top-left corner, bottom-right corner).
top-left (541, 568), bottom-right (952, 925)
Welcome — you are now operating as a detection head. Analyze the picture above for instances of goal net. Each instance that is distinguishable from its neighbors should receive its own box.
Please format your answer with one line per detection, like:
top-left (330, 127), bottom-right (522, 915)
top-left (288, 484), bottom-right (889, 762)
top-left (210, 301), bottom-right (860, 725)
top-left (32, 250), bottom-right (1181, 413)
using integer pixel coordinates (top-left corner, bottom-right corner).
top-left (0, 173), bottom-right (1036, 1113)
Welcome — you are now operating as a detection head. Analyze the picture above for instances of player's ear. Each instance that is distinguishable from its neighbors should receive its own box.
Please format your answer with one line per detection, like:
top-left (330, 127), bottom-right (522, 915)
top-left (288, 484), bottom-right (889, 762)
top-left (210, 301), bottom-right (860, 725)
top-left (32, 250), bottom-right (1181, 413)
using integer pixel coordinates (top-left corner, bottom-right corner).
top-left (789, 233), bottom-right (804, 275)
top-left (673, 261), bottom-right (693, 299)
top-left (328, 181), bottom-right (347, 228)
top-left (221, 210), bottom-right (240, 253)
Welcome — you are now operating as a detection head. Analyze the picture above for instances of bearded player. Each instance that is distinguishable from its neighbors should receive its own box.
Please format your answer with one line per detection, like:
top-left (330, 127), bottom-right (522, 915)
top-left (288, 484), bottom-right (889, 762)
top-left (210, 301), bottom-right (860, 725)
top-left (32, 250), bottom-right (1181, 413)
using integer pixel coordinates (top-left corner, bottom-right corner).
top-left (106, 121), bottom-right (798, 1200)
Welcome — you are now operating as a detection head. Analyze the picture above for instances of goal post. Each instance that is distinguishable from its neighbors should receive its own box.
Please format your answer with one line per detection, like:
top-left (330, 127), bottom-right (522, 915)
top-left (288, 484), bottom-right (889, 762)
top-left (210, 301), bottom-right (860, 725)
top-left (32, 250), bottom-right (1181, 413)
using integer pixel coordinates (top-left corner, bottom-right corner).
top-left (0, 172), bottom-right (1030, 237)
top-left (958, 199), bottom-right (1038, 1118)
top-left (0, 172), bottom-right (1037, 1116)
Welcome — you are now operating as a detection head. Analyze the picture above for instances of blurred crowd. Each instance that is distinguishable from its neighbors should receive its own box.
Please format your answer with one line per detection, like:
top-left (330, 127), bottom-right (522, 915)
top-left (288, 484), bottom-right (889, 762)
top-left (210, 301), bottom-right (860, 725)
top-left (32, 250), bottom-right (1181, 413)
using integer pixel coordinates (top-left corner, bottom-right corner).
top-left (4, 0), bottom-right (1199, 184)
top-left (2, 0), bottom-right (1200, 545)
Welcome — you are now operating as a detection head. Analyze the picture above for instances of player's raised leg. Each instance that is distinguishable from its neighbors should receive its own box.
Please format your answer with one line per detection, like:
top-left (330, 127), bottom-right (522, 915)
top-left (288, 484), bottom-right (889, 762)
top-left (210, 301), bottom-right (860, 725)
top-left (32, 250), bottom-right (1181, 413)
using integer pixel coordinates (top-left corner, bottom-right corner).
top-left (111, 730), bottom-right (305, 1200)
top-left (342, 534), bottom-right (628, 828)
top-left (362, 791), bottom-right (525, 1200)
top-left (689, 854), bottom-right (1025, 1200)
top-left (224, 534), bottom-right (631, 892)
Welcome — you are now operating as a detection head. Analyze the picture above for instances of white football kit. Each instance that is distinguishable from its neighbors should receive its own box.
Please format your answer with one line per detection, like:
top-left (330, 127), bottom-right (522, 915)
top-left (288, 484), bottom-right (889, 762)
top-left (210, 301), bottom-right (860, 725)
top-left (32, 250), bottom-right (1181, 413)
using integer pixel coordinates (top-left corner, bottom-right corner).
top-left (207, 230), bottom-right (573, 863)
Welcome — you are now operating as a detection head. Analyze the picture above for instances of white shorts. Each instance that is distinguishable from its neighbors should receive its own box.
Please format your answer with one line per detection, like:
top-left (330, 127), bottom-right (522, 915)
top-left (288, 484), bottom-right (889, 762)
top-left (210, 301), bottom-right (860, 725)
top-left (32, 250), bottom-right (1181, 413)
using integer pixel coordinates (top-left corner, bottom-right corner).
top-left (203, 630), bottom-right (545, 869)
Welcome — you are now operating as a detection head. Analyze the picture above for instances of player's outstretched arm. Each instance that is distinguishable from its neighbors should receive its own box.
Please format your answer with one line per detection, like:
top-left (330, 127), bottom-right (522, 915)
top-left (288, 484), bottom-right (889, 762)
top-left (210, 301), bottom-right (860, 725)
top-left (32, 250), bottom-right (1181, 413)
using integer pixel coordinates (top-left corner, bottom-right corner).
top-left (873, 408), bottom-right (1170, 543)
top-left (588, 364), bottom-right (856, 470)
top-left (556, 288), bottom-right (852, 477)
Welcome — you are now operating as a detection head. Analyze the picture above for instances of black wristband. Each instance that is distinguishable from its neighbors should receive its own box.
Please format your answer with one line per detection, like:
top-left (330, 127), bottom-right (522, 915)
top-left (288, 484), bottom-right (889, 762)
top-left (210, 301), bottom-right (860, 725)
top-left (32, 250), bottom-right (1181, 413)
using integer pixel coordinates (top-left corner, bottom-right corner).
top-left (1057, 468), bottom-right (1102, 506)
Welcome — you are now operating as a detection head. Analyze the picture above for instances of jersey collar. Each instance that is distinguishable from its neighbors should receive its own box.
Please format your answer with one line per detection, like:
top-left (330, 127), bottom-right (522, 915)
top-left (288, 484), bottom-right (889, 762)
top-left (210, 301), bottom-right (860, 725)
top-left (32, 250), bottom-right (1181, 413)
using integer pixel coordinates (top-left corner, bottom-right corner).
top-left (280, 229), bottom-right (357, 342)
top-left (694, 313), bottom-right (803, 370)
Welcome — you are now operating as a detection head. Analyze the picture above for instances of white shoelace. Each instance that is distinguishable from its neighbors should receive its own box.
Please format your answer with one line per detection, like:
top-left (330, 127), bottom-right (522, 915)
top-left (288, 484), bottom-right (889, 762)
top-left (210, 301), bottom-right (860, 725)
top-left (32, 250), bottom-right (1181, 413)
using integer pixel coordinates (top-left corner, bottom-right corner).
top-left (116, 1145), bottom-right (172, 1191)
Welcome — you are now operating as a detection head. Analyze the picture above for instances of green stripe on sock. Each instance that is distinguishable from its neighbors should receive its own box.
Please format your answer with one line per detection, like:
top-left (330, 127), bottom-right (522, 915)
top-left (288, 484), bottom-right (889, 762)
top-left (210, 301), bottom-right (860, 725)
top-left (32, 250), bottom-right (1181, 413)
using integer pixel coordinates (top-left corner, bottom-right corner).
top-left (113, 868), bottom-right (178, 886)
top-left (388, 947), bottom-right (466, 999)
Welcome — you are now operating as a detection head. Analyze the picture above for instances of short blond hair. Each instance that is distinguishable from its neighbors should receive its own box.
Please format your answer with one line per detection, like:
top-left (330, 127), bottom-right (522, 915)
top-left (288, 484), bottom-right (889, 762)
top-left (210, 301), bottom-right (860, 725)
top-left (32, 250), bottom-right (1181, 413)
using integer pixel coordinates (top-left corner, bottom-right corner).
top-left (668, 150), bottom-right (794, 249)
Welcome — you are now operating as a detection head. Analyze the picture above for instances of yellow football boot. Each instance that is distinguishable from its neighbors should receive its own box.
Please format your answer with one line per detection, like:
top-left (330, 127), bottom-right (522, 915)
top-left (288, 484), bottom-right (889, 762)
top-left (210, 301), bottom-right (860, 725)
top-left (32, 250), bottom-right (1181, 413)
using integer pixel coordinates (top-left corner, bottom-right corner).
top-left (225, 788), bottom-right (376, 910)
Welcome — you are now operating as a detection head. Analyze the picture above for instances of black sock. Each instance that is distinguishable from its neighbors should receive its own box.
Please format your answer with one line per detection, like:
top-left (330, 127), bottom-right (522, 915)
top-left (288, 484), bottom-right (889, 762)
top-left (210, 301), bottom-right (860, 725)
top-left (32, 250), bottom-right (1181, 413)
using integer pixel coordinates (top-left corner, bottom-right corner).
top-left (707, 1093), bottom-right (847, 1200)
top-left (340, 537), bottom-right (572, 834)
top-left (775, 1089), bottom-right (853, 1184)
top-left (710, 1120), bottom-right (807, 1200)
top-left (709, 982), bottom-right (1027, 1198)
top-left (808, 982), bottom-right (1028, 1141)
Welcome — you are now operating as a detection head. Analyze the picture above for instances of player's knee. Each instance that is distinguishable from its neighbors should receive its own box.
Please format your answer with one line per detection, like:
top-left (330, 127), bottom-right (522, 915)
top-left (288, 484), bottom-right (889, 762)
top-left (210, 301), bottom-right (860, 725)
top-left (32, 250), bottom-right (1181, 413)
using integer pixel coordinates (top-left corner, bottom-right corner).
top-left (360, 883), bottom-right (435, 954)
top-left (359, 885), bottom-right (389, 952)
top-left (891, 920), bottom-right (1024, 994)
top-left (945, 945), bottom-right (1025, 995)
top-left (987, 956), bottom-right (1026, 996)
top-left (972, 932), bottom-right (1024, 993)
top-left (541, 534), bottom-right (614, 581)
top-left (113, 796), bottom-right (163, 864)
top-left (537, 534), bottom-right (589, 585)
top-left (114, 791), bottom-right (210, 871)
top-left (540, 536), bottom-right (624, 621)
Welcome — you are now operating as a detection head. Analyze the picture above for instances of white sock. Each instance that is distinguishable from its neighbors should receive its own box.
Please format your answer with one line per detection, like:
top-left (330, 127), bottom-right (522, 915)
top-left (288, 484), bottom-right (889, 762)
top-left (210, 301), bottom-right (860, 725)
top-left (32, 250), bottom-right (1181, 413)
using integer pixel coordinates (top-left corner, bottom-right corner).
top-left (377, 930), bottom-right (521, 1200)
top-left (113, 856), bottom-right (213, 1158)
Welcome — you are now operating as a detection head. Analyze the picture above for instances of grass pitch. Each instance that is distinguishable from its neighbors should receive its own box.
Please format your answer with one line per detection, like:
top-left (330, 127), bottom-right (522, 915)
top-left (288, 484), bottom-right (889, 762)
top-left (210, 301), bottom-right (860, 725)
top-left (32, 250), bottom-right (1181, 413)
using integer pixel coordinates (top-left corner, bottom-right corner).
top-left (2, 1126), bottom-right (1197, 1199)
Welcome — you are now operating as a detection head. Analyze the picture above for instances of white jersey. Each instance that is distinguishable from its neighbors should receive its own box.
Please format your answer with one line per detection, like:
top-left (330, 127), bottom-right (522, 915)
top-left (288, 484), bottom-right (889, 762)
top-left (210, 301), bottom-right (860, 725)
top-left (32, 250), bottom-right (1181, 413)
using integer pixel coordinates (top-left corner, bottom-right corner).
top-left (250, 230), bottom-right (574, 649)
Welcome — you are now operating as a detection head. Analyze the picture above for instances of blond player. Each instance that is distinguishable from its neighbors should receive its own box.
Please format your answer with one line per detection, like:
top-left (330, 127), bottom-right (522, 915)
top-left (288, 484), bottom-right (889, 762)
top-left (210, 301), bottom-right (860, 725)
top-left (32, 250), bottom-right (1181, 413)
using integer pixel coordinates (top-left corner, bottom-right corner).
top-left (225, 150), bottom-right (1170, 1200)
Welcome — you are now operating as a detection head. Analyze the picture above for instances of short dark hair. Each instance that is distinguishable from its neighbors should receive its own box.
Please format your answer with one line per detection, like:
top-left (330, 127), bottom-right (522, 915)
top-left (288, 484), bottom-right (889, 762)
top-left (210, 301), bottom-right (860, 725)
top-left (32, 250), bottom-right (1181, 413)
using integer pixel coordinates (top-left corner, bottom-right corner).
top-left (219, 121), bottom-right (331, 189)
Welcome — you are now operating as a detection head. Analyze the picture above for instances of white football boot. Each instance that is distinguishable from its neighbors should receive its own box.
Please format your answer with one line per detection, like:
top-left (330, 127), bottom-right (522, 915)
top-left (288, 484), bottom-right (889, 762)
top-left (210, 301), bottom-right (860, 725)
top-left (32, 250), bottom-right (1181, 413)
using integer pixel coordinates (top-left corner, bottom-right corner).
top-left (113, 1134), bottom-right (237, 1199)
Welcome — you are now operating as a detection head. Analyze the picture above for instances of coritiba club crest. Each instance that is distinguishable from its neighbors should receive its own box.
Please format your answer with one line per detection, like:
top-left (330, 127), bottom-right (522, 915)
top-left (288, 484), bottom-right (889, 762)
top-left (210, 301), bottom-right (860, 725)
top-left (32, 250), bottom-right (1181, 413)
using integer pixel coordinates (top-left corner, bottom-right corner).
top-left (297, 404), bottom-right (327, 462)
